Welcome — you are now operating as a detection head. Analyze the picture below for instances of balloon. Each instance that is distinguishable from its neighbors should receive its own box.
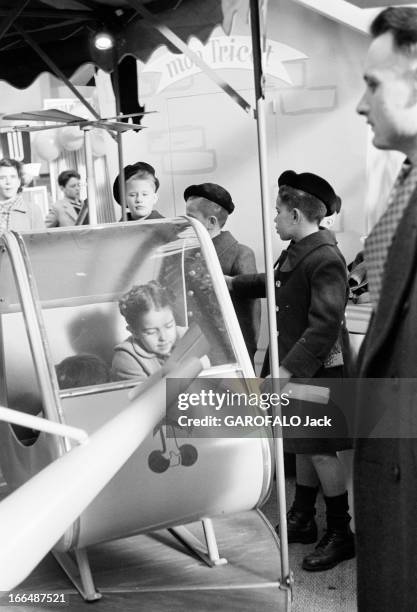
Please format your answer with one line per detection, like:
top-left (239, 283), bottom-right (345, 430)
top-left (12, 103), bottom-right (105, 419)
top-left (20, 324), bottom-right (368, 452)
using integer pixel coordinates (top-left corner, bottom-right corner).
top-left (32, 130), bottom-right (61, 162)
top-left (91, 129), bottom-right (107, 157)
top-left (58, 126), bottom-right (84, 152)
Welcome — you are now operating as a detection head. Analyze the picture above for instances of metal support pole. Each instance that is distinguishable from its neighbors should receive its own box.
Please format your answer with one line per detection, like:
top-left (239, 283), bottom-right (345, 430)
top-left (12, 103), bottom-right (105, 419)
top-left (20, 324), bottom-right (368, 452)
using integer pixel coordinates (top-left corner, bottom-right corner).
top-left (83, 127), bottom-right (98, 225)
top-left (249, 0), bottom-right (291, 592)
top-left (202, 518), bottom-right (227, 566)
top-left (112, 55), bottom-right (127, 221)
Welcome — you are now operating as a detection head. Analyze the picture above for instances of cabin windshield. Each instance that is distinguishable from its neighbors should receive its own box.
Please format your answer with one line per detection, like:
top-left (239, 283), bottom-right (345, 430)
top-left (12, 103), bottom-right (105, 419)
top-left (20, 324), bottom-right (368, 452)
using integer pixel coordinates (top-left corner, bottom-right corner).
top-left (0, 219), bottom-right (240, 397)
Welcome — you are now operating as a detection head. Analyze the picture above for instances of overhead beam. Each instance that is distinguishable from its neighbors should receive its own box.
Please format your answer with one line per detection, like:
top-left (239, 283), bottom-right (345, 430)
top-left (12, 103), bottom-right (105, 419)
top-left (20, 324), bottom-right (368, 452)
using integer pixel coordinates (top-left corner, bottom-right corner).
top-left (0, 0), bottom-right (30, 44)
top-left (13, 23), bottom-right (100, 121)
top-left (125, 0), bottom-right (254, 116)
top-left (0, 9), bottom-right (95, 19)
top-left (1, 19), bottom-right (89, 41)
top-left (291, 0), bottom-right (380, 34)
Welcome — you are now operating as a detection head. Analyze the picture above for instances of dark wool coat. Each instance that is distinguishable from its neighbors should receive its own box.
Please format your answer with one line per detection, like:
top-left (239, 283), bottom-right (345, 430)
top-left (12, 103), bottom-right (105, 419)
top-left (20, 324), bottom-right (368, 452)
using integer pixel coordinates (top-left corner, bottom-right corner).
top-left (212, 231), bottom-right (261, 363)
top-left (354, 189), bottom-right (417, 611)
top-left (232, 229), bottom-right (351, 453)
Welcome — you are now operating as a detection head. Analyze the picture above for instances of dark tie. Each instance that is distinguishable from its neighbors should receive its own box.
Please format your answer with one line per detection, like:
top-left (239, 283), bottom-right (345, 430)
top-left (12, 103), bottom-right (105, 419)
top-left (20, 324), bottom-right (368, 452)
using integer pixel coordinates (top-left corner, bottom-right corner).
top-left (365, 161), bottom-right (417, 309)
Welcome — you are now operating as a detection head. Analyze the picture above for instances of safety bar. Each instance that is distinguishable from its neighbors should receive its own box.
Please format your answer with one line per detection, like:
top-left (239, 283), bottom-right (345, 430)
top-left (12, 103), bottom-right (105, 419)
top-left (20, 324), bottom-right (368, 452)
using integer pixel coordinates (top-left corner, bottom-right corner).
top-left (0, 407), bottom-right (88, 444)
top-left (0, 356), bottom-right (204, 592)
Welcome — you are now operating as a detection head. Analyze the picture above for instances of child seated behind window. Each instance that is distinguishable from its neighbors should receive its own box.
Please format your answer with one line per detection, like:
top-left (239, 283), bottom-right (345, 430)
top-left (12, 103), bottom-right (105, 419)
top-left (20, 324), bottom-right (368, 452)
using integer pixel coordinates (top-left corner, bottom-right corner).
top-left (56, 354), bottom-right (110, 389)
top-left (112, 162), bottom-right (163, 221)
top-left (112, 280), bottom-right (184, 381)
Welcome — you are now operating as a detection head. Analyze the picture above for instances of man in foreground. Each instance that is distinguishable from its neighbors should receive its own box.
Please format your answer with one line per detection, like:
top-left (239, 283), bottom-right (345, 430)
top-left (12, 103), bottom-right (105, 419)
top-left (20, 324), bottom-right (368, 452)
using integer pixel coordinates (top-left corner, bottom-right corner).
top-left (355, 7), bottom-right (417, 610)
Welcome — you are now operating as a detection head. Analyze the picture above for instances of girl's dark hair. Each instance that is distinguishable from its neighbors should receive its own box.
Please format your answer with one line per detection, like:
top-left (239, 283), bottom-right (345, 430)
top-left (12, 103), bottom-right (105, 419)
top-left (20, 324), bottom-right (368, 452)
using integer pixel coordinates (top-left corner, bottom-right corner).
top-left (119, 280), bottom-right (172, 329)
top-left (371, 7), bottom-right (417, 53)
top-left (279, 185), bottom-right (327, 224)
top-left (0, 158), bottom-right (23, 193)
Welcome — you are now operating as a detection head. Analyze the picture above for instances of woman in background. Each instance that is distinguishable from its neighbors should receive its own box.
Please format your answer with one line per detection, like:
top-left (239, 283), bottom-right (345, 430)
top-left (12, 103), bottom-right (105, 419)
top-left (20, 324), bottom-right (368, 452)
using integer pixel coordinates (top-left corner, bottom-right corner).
top-left (0, 158), bottom-right (44, 232)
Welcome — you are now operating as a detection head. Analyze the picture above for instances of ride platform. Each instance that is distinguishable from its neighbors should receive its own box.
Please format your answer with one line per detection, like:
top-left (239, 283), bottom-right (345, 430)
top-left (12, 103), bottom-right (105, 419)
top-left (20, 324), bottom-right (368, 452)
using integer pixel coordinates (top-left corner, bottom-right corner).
top-left (0, 507), bottom-right (289, 611)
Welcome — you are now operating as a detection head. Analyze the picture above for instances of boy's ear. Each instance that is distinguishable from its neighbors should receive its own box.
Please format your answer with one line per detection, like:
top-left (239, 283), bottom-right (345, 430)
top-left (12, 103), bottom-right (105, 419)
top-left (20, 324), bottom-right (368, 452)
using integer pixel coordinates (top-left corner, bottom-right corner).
top-left (153, 191), bottom-right (159, 203)
top-left (412, 65), bottom-right (417, 101)
top-left (292, 208), bottom-right (302, 223)
top-left (208, 215), bottom-right (218, 228)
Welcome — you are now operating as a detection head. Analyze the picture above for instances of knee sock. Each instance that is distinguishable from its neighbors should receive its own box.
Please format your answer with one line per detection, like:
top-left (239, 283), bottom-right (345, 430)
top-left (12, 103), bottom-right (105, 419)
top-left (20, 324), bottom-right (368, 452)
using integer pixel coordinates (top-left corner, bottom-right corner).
top-left (324, 491), bottom-right (351, 531)
top-left (293, 483), bottom-right (319, 517)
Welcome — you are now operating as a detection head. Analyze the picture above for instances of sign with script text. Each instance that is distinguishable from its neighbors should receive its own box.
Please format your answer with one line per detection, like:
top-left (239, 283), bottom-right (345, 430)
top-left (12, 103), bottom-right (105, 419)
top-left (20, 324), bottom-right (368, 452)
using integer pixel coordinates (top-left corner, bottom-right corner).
top-left (142, 36), bottom-right (307, 93)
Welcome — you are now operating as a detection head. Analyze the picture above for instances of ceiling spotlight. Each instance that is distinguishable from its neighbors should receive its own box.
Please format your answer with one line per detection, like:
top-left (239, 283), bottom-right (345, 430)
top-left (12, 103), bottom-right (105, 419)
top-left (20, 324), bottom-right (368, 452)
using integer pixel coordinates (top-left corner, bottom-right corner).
top-left (93, 32), bottom-right (114, 51)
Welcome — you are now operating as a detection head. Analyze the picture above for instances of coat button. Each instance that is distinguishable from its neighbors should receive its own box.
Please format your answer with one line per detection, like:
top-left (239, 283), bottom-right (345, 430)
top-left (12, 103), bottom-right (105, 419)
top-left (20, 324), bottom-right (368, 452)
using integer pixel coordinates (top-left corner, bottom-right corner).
top-left (275, 280), bottom-right (281, 288)
top-left (276, 306), bottom-right (279, 312)
top-left (391, 463), bottom-right (401, 481)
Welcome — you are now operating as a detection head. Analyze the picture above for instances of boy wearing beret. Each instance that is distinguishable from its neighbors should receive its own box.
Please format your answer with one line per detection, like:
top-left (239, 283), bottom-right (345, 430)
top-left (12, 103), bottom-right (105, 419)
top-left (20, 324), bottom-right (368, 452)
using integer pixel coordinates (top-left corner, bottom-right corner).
top-left (113, 162), bottom-right (163, 221)
top-left (229, 171), bottom-right (354, 571)
top-left (184, 182), bottom-right (261, 364)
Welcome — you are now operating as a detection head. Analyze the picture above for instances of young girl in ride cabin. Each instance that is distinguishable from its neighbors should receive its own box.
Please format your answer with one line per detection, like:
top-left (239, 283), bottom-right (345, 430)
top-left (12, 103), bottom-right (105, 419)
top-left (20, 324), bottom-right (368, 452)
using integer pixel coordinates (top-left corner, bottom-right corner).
top-left (111, 281), bottom-right (184, 381)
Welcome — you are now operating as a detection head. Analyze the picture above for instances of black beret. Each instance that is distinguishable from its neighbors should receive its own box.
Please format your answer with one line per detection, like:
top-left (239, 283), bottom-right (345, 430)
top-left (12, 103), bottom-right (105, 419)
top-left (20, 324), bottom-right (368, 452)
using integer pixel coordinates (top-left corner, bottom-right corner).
top-left (184, 183), bottom-right (235, 214)
top-left (278, 170), bottom-right (341, 216)
top-left (113, 162), bottom-right (159, 204)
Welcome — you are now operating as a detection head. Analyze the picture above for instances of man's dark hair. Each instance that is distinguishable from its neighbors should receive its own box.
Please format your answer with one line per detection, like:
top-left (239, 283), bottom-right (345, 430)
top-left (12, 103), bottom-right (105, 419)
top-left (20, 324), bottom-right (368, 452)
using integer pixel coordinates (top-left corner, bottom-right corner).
top-left (371, 7), bottom-right (417, 52)
top-left (279, 185), bottom-right (326, 224)
top-left (0, 157), bottom-right (23, 192)
top-left (58, 169), bottom-right (80, 188)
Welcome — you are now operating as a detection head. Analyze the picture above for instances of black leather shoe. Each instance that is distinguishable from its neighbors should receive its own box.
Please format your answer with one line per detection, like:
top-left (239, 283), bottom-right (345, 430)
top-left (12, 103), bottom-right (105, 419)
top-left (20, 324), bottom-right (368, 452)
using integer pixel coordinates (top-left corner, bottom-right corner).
top-left (302, 527), bottom-right (355, 571)
top-left (276, 507), bottom-right (318, 544)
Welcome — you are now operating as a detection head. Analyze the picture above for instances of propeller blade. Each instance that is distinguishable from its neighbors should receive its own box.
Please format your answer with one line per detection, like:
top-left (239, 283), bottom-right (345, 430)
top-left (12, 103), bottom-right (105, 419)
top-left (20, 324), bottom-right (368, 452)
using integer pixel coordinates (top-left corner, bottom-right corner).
top-left (103, 111), bottom-right (157, 121)
top-left (0, 123), bottom-right (69, 132)
top-left (3, 109), bottom-right (86, 123)
top-left (93, 121), bottom-right (145, 133)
